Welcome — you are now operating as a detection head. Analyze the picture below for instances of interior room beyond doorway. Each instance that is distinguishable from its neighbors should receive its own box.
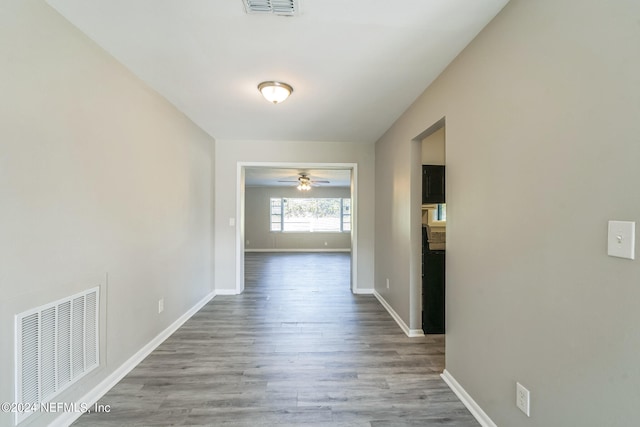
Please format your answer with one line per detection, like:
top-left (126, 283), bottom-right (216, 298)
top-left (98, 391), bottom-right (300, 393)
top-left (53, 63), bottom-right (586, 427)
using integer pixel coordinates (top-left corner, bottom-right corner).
top-left (420, 123), bottom-right (446, 335)
top-left (239, 163), bottom-right (358, 294)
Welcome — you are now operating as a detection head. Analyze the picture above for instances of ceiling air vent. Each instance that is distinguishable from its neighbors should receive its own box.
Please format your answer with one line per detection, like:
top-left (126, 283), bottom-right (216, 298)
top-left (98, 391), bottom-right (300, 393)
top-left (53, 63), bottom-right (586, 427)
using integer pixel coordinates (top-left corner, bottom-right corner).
top-left (243, 0), bottom-right (299, 16)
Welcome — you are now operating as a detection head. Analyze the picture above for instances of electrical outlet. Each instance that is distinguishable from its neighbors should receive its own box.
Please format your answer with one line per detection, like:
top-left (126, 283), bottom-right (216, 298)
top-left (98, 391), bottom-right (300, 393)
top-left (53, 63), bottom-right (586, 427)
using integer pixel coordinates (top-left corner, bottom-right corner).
top-left (324, 241), bottom-right (328, 246)
top-left (386, 278), bottom-right (390, 289)
top-left (516, 382), bottom-right (530, 417)
top-left (158, 298), bottom-right (164, 314)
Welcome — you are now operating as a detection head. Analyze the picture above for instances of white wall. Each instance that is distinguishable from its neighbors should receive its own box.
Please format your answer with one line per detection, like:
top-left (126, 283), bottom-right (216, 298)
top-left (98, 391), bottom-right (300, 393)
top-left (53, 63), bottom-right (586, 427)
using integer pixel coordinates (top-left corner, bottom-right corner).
top-left (245, 186), bottom-right (351, 251)
top-left (215, 140), bottom-right (375, 293)
top-left (422, 127), bottom-right (446, 165)
top-left (375, 0), bottom-right (640, 425)
top-left (0, 2), bottom-right (215, 426)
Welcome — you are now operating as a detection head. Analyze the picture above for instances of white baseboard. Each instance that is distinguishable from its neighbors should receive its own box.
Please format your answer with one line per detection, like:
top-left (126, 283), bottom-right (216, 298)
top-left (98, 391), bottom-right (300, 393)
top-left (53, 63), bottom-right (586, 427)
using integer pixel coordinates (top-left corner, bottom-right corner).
top-left (373, 290), bottom-right (424, 337)
top-left (441, 369), bottom-right (497, 427)
top-left (353, 288), bottom-right (374, 295)
top-left (245, 248), bottom-right (351, 253)
top-left (214, 288), bottom-right (239, 295)
top-left (54, 291), bottom-right (216, 427)
top-left (407, 329), bottom-right (425, 337)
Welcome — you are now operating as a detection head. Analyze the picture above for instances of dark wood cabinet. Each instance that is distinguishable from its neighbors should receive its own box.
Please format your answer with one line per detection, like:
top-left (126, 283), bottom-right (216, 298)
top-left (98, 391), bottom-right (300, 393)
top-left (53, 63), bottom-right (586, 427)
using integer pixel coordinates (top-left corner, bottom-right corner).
top-left (422, 165), bottom-right (445, 204)
top-left (422, 249), bottom-right (445, 334)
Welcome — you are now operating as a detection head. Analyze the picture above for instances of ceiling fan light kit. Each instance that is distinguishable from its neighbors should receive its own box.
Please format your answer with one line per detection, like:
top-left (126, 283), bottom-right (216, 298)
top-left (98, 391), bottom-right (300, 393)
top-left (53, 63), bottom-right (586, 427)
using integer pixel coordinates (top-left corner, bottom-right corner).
top-left (297, 175), bottom-right (312, 191)
top-left (278, 173), bottom-right (330, 191)
top-left (258, 81), bottom-right (293, 104)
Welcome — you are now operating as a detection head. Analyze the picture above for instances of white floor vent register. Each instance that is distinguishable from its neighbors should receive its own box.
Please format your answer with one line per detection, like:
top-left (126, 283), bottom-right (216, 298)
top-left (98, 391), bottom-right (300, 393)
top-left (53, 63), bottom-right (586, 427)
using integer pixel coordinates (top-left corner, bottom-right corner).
top-left (15, 287), bottom-right (99, 425)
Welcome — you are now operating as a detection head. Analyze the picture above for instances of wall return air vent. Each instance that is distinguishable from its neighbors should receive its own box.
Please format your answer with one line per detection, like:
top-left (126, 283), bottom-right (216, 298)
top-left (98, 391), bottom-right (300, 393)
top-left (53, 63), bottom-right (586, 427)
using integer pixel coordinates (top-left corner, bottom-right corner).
top-left (243, 0), bottom-right (299, 16)
top-left (14, 287), bottom-right (99, 425)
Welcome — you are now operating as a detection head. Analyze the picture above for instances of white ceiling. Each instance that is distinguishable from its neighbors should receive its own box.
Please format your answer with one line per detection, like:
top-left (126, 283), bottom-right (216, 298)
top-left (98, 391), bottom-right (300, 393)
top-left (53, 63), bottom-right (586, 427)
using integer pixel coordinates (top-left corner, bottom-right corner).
top-left (46, 0), bottom-right (509, 144)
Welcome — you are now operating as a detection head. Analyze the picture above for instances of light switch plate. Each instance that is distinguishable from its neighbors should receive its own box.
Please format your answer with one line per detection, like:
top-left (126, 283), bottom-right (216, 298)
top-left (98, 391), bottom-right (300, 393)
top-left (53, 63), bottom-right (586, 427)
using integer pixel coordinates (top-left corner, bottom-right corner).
top-left (608, 220), bottom-right (635, 260)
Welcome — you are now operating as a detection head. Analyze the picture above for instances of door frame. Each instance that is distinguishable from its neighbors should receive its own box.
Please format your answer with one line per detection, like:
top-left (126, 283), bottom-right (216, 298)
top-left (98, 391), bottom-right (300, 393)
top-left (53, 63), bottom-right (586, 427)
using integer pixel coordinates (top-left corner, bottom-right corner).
top-left (236, 162), bottom-right (359, 294)
top-left (413, 117), bottom-right (446, 332)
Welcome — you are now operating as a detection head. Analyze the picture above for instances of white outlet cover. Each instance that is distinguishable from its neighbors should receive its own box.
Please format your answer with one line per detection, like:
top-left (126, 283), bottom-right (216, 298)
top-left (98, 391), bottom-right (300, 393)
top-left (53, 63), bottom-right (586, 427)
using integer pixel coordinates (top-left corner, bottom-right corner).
top-left (516, 382), bottom-right (530, 417)
top-left (608, 220), bottom-right (635, 260)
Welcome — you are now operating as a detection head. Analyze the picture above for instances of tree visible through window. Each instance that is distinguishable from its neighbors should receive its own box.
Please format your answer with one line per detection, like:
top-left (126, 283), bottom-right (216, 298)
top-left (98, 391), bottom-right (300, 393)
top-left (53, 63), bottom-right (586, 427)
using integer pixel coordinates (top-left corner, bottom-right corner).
top-left (270, 198), bottom-right (351, 232)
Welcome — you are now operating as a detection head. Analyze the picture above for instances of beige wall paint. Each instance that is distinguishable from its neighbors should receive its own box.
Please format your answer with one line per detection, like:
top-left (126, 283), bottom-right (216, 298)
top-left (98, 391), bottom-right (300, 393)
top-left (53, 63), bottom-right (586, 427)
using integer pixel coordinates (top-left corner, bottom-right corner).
top-left (422, 127), bottom-right (446, 165)
top-left (375, 0), bottom-right (640, 425)
top-left (215, 141), bottom-right (374, 293)
top-left (245, 186), bottom-right (351, 251)
top-left (0, 2), bottom-right (214, 426)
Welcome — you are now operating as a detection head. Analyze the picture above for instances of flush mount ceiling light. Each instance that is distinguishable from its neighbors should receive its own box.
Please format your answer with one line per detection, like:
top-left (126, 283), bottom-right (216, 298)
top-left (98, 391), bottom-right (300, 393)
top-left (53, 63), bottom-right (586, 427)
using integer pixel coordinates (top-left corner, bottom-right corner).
top-left (258, 81), bottom-right (293, 104)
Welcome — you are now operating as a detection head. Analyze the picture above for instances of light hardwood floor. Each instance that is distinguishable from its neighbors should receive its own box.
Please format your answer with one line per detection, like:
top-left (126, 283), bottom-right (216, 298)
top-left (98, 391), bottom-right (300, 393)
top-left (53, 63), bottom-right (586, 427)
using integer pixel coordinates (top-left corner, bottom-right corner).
top-left (73, 252), bottom-right (478, 426)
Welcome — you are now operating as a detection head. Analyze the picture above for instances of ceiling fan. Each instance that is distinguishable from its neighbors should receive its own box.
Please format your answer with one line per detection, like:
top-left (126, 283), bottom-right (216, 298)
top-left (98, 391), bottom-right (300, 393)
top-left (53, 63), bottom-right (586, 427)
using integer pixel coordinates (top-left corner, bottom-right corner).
top-left (278, 174), bottom-right (330, 191)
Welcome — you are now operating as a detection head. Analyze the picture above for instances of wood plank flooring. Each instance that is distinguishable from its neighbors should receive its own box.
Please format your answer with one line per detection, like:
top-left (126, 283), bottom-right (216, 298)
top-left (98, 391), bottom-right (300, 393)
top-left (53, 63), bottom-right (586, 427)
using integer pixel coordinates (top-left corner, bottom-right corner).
top-left (73, 252), bottom-right (478, 426)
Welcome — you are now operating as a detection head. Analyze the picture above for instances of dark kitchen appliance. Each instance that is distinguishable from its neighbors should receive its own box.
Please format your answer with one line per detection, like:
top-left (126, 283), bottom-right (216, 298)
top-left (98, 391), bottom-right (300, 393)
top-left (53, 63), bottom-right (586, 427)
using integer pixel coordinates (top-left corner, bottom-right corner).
top-left (422, 226), bottom-right (445, 334)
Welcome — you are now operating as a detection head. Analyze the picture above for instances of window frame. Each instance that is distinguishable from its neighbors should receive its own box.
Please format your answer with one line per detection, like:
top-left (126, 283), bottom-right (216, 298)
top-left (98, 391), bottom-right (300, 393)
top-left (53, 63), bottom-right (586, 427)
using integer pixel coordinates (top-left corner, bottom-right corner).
top-left (269, 197), bottom-right (351, 233)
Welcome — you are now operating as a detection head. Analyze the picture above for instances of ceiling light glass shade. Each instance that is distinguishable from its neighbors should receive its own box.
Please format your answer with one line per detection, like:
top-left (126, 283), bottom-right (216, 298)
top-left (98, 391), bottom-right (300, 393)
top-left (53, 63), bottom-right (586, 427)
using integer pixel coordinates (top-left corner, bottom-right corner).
top-left (258, 81), bottom-right (293, 104)
top-left (297, 176), bottom-right (311, 191)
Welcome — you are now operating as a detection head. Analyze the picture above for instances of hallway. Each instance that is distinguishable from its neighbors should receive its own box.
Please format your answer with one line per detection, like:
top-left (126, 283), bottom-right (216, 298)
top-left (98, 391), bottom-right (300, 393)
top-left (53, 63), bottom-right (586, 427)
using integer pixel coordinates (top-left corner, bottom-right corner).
top-left (74, 253), bottom-right (477, 426)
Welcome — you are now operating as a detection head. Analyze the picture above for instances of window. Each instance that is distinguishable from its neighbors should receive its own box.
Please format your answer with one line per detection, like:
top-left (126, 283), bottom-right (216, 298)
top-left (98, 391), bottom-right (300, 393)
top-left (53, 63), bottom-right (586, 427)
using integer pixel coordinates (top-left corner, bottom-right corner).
top-left (341, 198), bottom-right (351, 232)
top-left (270, 198), bottom-right (283, 231)
top-left (270, 198), bottom-right (351, 232)
top-left (426, 203), bottom-right (446, 225)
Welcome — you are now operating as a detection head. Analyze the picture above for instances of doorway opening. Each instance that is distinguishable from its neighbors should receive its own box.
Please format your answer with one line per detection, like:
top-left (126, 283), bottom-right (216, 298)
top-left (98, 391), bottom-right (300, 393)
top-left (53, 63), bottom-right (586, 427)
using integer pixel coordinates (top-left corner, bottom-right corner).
top-left (236, 162), bottom-right (359, 295)
top-left (414, 118), bottom-right (446, 336)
